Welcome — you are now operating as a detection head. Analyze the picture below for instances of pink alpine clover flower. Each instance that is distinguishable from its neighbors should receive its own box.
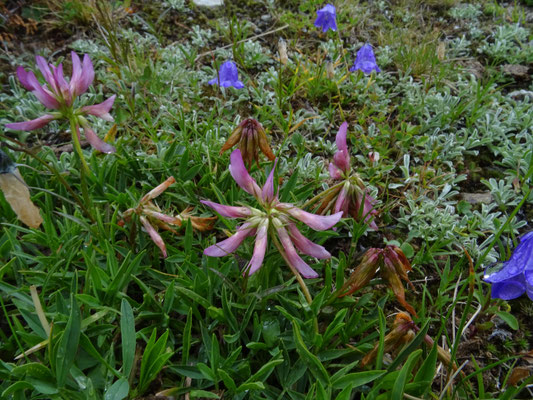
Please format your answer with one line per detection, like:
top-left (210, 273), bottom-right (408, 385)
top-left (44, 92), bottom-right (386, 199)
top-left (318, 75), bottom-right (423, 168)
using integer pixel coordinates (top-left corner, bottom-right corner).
top-left (202, 149), bottom-right (343, 278)
top-left (311, 122), bottom-right (379, 230)
top-left (5, 52), bottom-right (116, 154)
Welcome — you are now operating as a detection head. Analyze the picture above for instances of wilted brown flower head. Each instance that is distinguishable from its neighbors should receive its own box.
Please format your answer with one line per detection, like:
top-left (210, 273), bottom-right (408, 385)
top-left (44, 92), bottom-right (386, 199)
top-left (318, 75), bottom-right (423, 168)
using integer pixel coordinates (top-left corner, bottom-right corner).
top-left (220, 118), bottom-right (275, 167)
top-left (119, 177), bottom-right (216, 257)
top-left (362, 312), bottom-right (458, 374)
top-left (339, 245), bottom-right (417, 316)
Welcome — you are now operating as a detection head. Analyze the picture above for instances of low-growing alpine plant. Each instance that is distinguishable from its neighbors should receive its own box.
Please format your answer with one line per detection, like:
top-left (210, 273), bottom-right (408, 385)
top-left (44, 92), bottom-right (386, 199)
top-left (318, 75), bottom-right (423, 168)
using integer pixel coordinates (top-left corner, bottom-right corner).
top-left (2, 2), bottom-right (533, 398)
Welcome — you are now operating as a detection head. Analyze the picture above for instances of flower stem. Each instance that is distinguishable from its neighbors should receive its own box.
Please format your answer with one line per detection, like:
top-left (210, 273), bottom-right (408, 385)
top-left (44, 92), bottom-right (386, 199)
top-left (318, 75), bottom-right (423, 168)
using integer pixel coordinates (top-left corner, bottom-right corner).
top-left (69, 117), bottom-right (93, 212)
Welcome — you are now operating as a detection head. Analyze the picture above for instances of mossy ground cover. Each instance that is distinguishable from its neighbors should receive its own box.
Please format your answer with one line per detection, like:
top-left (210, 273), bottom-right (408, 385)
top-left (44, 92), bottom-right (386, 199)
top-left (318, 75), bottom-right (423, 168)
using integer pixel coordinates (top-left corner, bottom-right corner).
top-left (0, 0), bottom-right (532, 398)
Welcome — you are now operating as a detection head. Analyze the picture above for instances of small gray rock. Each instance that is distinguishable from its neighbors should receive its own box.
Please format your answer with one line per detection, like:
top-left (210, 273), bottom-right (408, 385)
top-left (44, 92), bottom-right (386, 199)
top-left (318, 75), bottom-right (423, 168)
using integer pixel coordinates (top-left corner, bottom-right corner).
top-left (192, 0), bottom-right (224, 7)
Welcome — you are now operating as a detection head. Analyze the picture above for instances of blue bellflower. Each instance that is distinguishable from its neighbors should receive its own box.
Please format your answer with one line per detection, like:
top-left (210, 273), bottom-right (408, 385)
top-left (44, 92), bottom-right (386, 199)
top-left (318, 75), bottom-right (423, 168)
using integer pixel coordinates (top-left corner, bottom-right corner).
top-left (484, 232), bottom-right (533, 300)
top-left (209, 61), bottom-right (244, 89)
top-left (350, 44), bottom-right (381, 74)
top-left (314, 4), bottom-right (337, 33)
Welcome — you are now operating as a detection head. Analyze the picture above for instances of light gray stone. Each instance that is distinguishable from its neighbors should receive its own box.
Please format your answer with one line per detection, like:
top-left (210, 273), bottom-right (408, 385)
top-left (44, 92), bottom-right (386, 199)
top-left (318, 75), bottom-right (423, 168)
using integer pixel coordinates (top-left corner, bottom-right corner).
top-left (192, 0), bottom-right (224, 6)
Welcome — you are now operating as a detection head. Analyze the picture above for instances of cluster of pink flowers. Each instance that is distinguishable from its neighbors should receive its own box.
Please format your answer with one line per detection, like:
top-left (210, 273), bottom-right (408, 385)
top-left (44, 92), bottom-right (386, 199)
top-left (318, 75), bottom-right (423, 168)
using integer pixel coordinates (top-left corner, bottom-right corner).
top-left (202, 149), bottom-right (343, 278)
top-left (6, 52), bottom-right (116, 154)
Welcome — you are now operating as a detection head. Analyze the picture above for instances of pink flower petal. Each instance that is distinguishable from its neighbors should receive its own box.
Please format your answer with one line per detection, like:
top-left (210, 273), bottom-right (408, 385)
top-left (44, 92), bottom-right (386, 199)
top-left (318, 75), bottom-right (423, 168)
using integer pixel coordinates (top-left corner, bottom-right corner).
top-left (77, 54), bottom-right (94, 96)
top-left (334, 185), bottom-right (349, 216)
top-left (26, 71), bottom-right (60, 109)
top-left (80, 121), bottom-right (116, 154)
top-left (201, 200), bottom-right (251, 218)
top-left (277, 203), bottom-right (343, 231)
top-left (229, 149), bottom-right (261, 198)
top-left (246, 221), bottom-right (268, 275)
top-left (329, 162), bottom-right (343, 179)
top-left (16, 67), bottom-right (34, 91)
top-left (140, 216), bottom-right (167, 257)
top-left (287, 223), bottom-right (330, 259)
top-left (51, 64), bottom-right (72, 105)
top-left (35, 56), bottom-right (58, 93)
top-left (336, 122), bottom-right (348, 154)
top-left (81, 95), bottom-right (116, 121)
top-left (277, 225), bottom-right (318, 278)
top-left (204, 224), bottom-right (256, 257)
top-left (70, 51), bottom-right (83, 95)
top-left (333, 150), bottom-right (350, 173)
top-left (5, 114), bottom-right (56, 131)
top-left (355, 192), bottom-right (378, 230)
top-left (262, 159), bottom-right (277, 203)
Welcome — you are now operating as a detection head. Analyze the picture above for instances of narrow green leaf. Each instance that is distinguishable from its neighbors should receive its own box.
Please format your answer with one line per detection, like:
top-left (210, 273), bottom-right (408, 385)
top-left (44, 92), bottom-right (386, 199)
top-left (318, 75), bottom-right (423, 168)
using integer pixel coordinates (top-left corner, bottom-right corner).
top-left (412, 343), bottom-right (438, 396)
top-left (391, 349), bottom-right (422, 400)
top-left (56, 294), bottom-right (81, 387)
top-left (495, 311), bottom-right (519, 330)
top-left (197, 362), bottom-right (216, 381)
top-left (218, 369), bottom-right (236, 392)
top-left (331, 370), bottom-right (386, 390)
top-left (292, 321), bottom-right (330, 387)
top-left (1, 381), bottom-right (34, 397)
top-left (190, 389), bottom-right (220, 399)
top-left (120, 299), bottom-right (136, 378)
top-left (104, 378), bottom-right (129, 400)
top-left (334, 383), bottom-right (353, 400)
top-left (182, 308), bottom-right (193, 365)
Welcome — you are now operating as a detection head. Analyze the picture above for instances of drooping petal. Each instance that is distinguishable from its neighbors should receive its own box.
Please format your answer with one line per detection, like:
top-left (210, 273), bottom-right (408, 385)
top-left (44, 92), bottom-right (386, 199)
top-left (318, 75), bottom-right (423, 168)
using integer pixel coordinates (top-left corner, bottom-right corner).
top-left (81, 95), bottom-right (116, 121)
top-left (200, 200), bottom-right (251, 219)
top-left (277, 203), bottom-right (343, 231)
top-left (5, 114), bottom-right (56, 131)
top-left (287, 223), bottom-right (331, 259)
top-left (80, 121), bottom-right (116, 154)
top-left (16, 67), bottom-right (34, 91)
top-left (490, 277), bottom-right (526, 300)
top-left (25, 71), bottom-right (60, 109)
top-left (229, 149), bottom-right (261, 198)
top-left (246, 220), bottom-right (268, 275)
top-left (262, 159), bottom-right (278, 203)
top-left (140, 216), bottom-right (167, 258)
top-left (277, 225), bottom-right (318, 278)
top-left (204, 224), bottom-right (256, 257)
